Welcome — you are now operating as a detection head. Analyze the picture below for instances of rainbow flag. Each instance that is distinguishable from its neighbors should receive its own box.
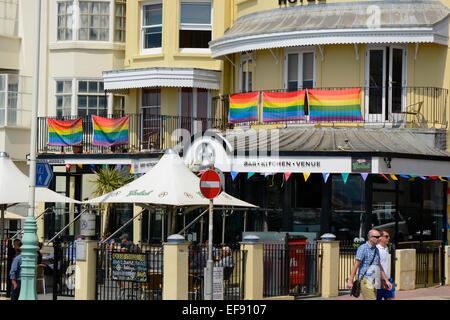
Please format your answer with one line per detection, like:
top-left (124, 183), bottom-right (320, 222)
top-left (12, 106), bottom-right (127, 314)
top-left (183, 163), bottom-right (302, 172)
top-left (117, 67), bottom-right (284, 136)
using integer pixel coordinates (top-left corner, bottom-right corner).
top-left (262, 90), bottom-right (306, 122)
top-left (308, 88), bottom-right (363, 122)
top-left (229, 92), bottom-right (259, 124)
top-left (48, 118), bottom-right (83, 146)
top-left (92, 115), bottom-right (129, 147)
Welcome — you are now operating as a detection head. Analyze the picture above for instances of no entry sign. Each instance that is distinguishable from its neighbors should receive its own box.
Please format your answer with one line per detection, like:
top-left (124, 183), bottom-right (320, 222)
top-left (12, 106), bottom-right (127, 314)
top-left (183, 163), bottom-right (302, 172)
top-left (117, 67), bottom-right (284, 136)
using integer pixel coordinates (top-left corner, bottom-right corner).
top-left (200, 169), bottom-right (222, 199)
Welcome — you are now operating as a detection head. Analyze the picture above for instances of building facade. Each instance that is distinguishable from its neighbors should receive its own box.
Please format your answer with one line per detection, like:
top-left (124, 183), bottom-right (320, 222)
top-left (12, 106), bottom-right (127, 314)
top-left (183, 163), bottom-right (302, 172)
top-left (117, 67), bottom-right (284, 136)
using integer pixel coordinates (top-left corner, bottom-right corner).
top-left (31, 0), bottom-right (450, 248)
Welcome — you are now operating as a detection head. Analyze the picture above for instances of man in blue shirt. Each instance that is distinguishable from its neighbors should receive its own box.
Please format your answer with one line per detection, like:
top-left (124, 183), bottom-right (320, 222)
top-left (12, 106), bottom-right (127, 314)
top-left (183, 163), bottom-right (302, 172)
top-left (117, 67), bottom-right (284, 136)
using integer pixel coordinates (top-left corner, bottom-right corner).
top-left (9, 244), bottom-right (22, 300)
top-left (347, 229), bottom-right (392, 300)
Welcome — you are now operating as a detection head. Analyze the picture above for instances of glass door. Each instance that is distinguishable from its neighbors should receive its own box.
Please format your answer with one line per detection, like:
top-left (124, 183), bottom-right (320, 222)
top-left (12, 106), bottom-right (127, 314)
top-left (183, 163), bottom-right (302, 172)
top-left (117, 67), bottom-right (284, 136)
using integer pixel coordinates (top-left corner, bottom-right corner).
top-left (366, 47), bottom-right (406, 123)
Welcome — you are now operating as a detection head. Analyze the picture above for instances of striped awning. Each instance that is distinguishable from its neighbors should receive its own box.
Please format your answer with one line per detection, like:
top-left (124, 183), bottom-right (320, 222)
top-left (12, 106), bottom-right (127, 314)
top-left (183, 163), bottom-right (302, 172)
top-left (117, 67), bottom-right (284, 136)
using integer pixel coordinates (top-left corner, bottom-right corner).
top-left (210, 0), bottom-right (450, 58)
top-left (103, 67), bottom-right (221, 91)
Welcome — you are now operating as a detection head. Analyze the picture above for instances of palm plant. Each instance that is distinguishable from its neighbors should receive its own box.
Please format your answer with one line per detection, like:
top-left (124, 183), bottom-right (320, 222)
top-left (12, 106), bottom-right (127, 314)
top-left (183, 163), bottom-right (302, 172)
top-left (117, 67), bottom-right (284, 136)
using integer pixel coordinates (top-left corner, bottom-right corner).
top-left (91, 167), bottom-right (134, 237)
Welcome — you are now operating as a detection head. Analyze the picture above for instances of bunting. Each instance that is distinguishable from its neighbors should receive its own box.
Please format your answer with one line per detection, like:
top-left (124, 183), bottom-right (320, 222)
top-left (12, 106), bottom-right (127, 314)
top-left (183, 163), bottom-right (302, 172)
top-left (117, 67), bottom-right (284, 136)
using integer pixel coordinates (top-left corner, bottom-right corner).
top-left (262, 90), bottom-right (306, 122)
top-left (284, 172), bottom-right (292, 182)
top-left (322, 173), bottom-right (330, 183)
top-left (308, 88), bottom-right (363, 122)
top-left (303, 172), bottom-right (311, 182)
top-left (390, 174), bottom-right (398, 181)
top-left (92, 115), bottom-right (129, 147)
top-left (361, 173), bottom-right (369, 182)
top-left (229, 92), bottom-right (259, 124)
top-left (341, 173), bottom-right (349, 184)
top-left (248, 172), bottom-right (255, 179)
top-left (380, 174), bottom-right (390, 181)
top-left (231, 171), bottom-right (239, 181)
top-left (48, 118), bottom-right (83, 146)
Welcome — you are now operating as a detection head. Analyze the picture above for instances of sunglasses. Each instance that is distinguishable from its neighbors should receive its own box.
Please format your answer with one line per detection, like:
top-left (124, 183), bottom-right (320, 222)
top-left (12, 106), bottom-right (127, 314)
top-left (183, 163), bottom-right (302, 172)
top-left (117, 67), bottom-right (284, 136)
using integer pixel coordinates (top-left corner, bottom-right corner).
top-left (371, 235), bottom-right (381, 239)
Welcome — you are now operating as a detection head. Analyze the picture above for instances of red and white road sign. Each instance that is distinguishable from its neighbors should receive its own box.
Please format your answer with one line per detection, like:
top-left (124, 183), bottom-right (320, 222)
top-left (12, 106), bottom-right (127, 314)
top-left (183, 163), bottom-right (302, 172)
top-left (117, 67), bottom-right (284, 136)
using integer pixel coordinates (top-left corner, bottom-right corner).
top-left (200, 169), bottom-right (222, 199)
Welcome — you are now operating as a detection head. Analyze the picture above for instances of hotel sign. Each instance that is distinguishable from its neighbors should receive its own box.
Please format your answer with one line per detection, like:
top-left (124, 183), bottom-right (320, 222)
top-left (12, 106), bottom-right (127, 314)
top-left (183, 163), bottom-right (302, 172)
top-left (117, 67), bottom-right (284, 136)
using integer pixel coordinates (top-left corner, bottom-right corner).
top-left (278, 0), bottom-right (322, 6)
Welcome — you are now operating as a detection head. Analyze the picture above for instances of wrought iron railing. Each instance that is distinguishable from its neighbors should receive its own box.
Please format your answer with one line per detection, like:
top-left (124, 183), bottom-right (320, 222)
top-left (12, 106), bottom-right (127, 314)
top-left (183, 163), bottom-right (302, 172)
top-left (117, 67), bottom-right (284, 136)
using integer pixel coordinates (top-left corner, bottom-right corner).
top-left (213, 86), bottom-right (448, 128)
top-left (37, 114), bottom-right (228, 155)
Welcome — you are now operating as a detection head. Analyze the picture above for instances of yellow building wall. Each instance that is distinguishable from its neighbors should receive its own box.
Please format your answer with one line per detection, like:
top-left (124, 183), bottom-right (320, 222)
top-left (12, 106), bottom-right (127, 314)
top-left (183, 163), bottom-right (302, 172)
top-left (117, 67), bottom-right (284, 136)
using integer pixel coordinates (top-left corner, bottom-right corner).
top-left (125, 0), bottom-right (228, 71)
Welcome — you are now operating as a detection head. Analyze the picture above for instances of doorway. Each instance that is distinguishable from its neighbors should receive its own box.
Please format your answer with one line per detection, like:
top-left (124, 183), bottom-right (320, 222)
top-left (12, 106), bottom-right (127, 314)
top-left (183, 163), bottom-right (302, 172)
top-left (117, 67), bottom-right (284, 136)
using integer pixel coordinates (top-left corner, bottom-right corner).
top-left (365, 46), bottom-right (407, 122)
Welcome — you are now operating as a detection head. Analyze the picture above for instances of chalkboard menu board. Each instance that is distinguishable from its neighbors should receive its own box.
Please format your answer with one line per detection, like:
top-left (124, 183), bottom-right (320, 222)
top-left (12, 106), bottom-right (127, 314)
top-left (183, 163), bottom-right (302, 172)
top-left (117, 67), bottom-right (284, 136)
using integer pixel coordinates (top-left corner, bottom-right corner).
top-left (111, 252), bottom-right (147, 283)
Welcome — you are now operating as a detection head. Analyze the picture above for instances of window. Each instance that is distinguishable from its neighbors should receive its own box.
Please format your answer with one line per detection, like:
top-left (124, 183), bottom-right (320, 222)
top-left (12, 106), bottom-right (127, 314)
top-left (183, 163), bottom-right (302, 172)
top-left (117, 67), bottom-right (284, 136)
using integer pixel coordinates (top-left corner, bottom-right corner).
top-left (142, 3), bottom-right (162, 52)
top-left (179, 1), bottom-right (212, 49)
top-left (180, 88), bottom-right (210, 133)
top-left (113, 95), bottom-right (125, 116)
top-left (114, 0), bottom-right (126, 42)
top-left (285, 51), bottom-right (315, 91)
top-left (77, 80), bottom-right (107, 116)
top-left (0, 74), bottom-right (19, 126)
top-left (57, 1), bottom-right (73, 40)
top-left (240, 54), bottom-right (253, 92)
top-left (79, 1), bottom-right (110, 41)
top-left (141, 88), bottom-right (161, 150)
top-left (56, 80), bottom-right (73, 117)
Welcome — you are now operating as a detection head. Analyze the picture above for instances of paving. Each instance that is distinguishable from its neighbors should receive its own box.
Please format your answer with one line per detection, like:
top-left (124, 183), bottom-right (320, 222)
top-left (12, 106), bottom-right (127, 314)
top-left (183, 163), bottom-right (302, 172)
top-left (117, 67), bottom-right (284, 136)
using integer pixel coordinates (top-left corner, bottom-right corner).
top-left (304, 285), bottom-right (450, 300)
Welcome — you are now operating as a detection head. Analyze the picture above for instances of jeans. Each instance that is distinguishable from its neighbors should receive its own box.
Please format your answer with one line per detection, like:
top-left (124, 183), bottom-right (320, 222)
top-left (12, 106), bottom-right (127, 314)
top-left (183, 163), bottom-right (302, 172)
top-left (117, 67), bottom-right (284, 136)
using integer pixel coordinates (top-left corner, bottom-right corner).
top-left (10, 281), bottom-right (21, 300)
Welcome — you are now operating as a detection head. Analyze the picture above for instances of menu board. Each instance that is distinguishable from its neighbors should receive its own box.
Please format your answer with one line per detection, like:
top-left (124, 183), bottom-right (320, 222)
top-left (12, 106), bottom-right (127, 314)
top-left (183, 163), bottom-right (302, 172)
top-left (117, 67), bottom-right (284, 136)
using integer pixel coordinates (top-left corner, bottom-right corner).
top-left (111, 252), bottom-right (147, 283)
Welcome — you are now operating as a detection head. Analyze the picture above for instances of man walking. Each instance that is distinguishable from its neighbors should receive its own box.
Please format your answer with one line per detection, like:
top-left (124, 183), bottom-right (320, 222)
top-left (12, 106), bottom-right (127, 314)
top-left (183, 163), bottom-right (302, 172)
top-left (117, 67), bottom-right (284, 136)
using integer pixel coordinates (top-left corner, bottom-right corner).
top-left (347, 229), bottom-right (392, 300)
top-left (377, 230), bottom-right (396, 300)
top-left (9, 241), bottom-right (22, 300)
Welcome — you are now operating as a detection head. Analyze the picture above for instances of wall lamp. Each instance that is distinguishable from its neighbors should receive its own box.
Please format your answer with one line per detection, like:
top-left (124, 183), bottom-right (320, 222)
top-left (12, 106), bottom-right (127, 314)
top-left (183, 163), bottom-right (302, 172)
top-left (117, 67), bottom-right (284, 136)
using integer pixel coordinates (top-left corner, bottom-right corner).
top-left (384, 157), bottom-right (392, 169)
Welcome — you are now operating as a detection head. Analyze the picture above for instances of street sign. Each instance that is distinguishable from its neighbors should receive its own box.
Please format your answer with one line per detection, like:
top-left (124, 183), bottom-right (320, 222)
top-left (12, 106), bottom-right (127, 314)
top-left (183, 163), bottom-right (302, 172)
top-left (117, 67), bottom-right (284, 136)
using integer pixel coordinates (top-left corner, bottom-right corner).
top-left (200, 169), bottom-right (222, 199)
top-left (36, 163), bottom-right (53, 187)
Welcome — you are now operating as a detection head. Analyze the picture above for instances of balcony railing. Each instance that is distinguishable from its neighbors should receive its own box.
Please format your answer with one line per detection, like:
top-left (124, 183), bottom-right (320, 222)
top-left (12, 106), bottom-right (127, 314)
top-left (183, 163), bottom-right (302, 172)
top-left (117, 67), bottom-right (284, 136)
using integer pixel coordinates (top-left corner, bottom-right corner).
top-left (37, 114), bottom-right (228, 155)
top-left (212, 86), bottom-right (448, 128)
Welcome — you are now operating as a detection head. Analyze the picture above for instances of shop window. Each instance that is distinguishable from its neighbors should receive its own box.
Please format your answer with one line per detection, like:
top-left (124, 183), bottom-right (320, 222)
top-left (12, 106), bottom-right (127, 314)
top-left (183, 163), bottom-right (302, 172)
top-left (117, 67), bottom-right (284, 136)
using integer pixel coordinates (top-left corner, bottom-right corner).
top-left (179, 1), bottom-right (212, 49)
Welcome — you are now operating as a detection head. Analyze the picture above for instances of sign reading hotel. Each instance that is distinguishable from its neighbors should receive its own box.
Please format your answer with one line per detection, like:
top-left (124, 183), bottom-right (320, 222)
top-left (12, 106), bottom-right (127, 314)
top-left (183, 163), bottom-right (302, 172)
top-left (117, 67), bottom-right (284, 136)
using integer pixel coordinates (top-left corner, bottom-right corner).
top-left (278, 0), bottom-right (323, 6)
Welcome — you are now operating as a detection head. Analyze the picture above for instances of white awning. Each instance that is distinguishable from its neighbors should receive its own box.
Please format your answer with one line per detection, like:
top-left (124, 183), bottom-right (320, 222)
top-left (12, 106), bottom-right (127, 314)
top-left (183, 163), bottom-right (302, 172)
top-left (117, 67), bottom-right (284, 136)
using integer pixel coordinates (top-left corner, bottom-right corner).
top-left (103, 67), bottom-right (221, 91)
top-left (210, 0), bottom-right (450, 58)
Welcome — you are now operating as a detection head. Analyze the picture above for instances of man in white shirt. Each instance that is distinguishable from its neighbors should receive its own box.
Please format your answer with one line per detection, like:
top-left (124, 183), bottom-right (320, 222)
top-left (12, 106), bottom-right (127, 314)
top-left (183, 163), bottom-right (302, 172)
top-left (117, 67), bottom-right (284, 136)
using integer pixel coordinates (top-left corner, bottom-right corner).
top-left (376, 230), bottom-right (396, 300)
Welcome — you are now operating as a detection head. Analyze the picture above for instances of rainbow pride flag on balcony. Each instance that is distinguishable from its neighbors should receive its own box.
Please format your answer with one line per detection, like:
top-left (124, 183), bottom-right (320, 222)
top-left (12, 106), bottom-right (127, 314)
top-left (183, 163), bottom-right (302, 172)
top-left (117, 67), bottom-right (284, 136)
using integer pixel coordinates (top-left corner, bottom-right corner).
top-left (262, 90), bottom-right (306, 122)
top-left (308, 88), bottom-right (363, 122)
top-left (92, 115), bottom-right (129, 147)
top-left (48, 118), bottom-right (83, 146)
top-left (229, 92), bottom-right (259, 124)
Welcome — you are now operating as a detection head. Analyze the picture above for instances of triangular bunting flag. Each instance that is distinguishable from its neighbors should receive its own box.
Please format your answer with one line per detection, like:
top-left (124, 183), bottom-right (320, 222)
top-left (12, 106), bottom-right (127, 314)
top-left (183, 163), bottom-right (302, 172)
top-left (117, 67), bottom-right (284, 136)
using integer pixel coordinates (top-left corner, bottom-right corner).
top-left (264, 172), bottom-right (273, 177)
top-left (284, 172), bottom-right (292, 182)
top-left (439, 176), bottom-right (447, 181)
top-left (303, 172), bottom-right (311, 182)
top-left (65, 164), bottom-right (71, 170)
top-left (77, 164), bottom-right (83, 169)
top-left (390, 174), bottom-right (398, 181)
top-left (90, 164), bottom-right (96, 172)
top-left (248, 172), bottom-right (255, 179)
top-left (399, 174), bottom-right (410, 179)
top-left (430, 176), bottom-right (439, 181)
top-left (341, 173), bottom-right (349, 184)
top-left (420, 176), bottom-right (427, 180)
top-left (361, 173), bottom-right (369, 182)
top-left (380, 173), bottom-right (390, 181)
top-left (231, 171), bottom-right (239, 181)
top-left (322, 173), bottom-right (330, 183)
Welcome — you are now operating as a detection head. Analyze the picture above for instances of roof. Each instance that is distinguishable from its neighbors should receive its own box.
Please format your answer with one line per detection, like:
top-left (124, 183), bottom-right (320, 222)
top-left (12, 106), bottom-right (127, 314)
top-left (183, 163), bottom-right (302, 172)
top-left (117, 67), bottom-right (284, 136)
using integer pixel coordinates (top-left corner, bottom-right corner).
top-left (210, 0), bottom-right (450, 58)
top-left (103, 67), bottom-right (221, 91)
top-left (222, 127), bottom-right (450, 160)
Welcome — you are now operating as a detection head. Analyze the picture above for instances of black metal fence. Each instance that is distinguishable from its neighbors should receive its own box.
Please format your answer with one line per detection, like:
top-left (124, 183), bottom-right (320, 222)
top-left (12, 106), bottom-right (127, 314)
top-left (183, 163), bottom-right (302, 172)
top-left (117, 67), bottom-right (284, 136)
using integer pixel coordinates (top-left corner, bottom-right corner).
top-left (37, 114), bottom-right (228, 155)
top-left (95, 243), bottom-right (163, 300)
top-left (188, 243), bottom-right (246, 300)
top-left (0, 239), bottom-right (13, 295)
top-left (263, 241), bottom-right (322, 298)
top-left (213, 86), bottom-right (448, 127)
top-left (53, 240), bottom-right (76, 299)
top-left (415, 245), bottom-right (442, 288)
top-left (338, 241), bottom-right (358, 292)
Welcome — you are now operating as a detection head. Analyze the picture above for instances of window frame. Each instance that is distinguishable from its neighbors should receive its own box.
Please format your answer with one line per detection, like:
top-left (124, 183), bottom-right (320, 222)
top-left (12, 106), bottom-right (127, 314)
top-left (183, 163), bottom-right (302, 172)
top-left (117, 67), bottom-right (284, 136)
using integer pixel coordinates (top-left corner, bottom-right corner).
top-left (55, 79), bottom-right (74, 117)
top-left (177, 88), bottom-right (211, 119)
top-left (114, 0), bottom-right (126, 43)
top-left (57, 0), bottom-right (74, 41)
top-left (56, 0), bottom-right (113, 42)
top-left (76, 79), bottom-right (107, 117)
top-left (179, 0), bottom-right (213, 53)
top-left (78, 1), bottom-right (111, 41)
top-left (284, 47), bottom-right (316, 91)
top-left (240, 53), bottom-right (253, 93)
top-left (141, 1), bottom-right (163, 55)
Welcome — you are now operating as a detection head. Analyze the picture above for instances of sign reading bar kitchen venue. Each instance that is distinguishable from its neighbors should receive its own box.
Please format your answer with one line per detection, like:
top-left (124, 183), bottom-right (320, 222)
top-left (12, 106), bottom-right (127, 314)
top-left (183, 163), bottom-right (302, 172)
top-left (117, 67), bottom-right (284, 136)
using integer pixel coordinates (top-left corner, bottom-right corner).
top-left (111, 252), bottom-right (147, 283)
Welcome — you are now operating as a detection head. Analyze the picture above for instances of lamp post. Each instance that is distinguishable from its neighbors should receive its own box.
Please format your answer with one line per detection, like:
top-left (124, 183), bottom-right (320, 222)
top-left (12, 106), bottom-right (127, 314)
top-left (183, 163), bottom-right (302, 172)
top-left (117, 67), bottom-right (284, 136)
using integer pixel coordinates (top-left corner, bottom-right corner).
top-left (19, 0), bottom-right (41, 300)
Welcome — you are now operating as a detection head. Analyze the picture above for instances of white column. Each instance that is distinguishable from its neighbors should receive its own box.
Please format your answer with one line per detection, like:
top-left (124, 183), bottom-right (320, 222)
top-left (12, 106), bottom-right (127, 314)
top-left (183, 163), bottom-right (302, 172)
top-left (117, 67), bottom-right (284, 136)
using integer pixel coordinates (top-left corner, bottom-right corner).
top-left (107, 92), bottom-right (114, 116)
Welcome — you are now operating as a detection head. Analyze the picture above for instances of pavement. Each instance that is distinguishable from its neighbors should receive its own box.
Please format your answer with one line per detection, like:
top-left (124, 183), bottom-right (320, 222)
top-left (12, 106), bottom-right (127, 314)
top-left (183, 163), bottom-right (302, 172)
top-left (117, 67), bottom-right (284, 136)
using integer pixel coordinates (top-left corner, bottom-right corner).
top-left (305, 285), bottom-right (450, 300)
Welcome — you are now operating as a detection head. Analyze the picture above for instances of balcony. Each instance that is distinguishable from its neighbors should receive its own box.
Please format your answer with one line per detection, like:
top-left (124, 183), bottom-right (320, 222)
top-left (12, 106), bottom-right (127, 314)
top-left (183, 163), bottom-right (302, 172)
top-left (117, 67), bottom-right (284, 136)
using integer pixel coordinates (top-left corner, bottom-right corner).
top-left (214, 87), bottom-right (448, 129)
top-left (37, 114), bottom-right (228, 155)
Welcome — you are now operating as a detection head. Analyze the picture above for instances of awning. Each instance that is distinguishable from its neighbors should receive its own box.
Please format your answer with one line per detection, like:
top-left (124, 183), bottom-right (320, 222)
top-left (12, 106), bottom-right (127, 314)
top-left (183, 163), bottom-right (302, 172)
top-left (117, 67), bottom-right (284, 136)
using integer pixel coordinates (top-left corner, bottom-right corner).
top-left (103, 67), bottom-right (221, 91)
top-left (210, 0), bottom-right (450, 58)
